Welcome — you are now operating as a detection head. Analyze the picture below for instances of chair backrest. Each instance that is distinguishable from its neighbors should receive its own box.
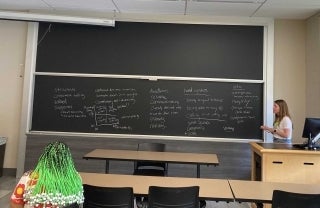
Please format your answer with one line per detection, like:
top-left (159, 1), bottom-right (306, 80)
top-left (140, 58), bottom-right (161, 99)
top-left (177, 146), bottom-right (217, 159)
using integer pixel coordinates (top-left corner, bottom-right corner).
top-left (134, 143), bottom-right (167, 174)
top-left (83, 184), bottom-right (134, 208)
top-left (147, 186), bottom-right (200, 208)
top-left (64, 203), bottom-right (80, 208)
top-left (272, 189), bottom-right (320, 208)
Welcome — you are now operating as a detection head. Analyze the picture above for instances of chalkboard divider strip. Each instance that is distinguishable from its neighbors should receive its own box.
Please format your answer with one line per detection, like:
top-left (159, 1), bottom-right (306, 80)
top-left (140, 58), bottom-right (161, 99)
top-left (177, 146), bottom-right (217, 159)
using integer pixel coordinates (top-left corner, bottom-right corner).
top-left (26, 131), bottom-right (261, 142)
top-left (34, 72), bottom-right (264, 83)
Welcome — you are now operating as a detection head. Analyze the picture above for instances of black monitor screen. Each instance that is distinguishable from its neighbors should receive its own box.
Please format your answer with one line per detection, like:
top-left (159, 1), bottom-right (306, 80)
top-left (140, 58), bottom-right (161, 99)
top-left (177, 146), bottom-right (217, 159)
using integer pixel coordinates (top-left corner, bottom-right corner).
top-left (302, 118), bottom-right (320, 138)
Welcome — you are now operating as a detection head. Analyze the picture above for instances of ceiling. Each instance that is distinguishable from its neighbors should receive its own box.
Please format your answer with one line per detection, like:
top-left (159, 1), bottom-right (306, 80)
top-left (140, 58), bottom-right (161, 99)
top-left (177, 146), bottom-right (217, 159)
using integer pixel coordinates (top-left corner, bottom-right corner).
top-left (0, 0), bottom-right (319, 20)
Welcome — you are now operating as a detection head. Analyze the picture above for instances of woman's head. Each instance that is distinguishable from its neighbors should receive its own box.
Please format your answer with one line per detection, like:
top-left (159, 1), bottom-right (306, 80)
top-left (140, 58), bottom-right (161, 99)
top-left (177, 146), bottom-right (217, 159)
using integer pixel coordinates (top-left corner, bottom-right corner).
top-left (24, 141), bottom-right (84, 207)
top-left (273, 99), bottom-right (291, 120)
top-left (37, 141), bottom-right (74, 170)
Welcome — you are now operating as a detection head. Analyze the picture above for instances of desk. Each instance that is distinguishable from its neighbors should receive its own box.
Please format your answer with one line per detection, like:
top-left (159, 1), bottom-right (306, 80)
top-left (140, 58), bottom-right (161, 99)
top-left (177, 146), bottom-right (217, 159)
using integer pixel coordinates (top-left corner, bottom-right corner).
top-left (80, 172), bottom-right (233, 201)
top-left (250, 142), bottom-right (320, 183)
top-left (83, 149), bottom-right (219, 178)
top-left (229, 179), bottom-right (320, 204)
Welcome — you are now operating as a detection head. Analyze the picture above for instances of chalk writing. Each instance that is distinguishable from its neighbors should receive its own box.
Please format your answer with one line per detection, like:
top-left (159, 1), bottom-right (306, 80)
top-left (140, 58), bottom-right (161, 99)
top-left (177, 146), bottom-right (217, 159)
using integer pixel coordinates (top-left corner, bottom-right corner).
top-left (33, 76), bottom-right (263, 139)
top-left (149, 88), bottom-right (182, 130)
top-left (53, 87), bottom-right (140, 131)
top-left (184, 87), bottom-right (225, 136)
top-left (230, 84), bottom-right (259, 124)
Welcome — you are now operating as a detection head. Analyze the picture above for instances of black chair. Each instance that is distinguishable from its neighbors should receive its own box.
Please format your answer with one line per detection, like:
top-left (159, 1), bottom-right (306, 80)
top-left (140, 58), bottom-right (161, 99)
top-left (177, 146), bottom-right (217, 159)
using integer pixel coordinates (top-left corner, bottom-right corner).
top-left (272, 189), bottom-right (320, 208)
top-left (133, 142), bottom-right (168, 176)
top-left (64, 203), bottom-right (80, 208)
top-left (134, 143), bottom-right (168, 208)
top-left (147, 186), bottom-right (200, 208)
top-left (83, 184), bottom-right (134, 208)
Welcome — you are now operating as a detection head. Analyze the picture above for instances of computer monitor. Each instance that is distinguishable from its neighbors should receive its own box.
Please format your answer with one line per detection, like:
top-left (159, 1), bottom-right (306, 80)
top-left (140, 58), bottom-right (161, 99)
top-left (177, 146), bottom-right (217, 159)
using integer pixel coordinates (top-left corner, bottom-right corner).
top-left (302, 118), bottom-right (320, 149)
top-left (302, 118), bottom-right (320, 138)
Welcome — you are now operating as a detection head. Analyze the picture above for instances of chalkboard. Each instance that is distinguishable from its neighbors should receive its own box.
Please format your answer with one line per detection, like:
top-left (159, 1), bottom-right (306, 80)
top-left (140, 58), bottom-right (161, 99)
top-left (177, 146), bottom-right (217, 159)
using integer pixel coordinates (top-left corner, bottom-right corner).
top-left (36, 22), bottom-right (263, 80)
top-left (31, 75), bottom-right (263, 139)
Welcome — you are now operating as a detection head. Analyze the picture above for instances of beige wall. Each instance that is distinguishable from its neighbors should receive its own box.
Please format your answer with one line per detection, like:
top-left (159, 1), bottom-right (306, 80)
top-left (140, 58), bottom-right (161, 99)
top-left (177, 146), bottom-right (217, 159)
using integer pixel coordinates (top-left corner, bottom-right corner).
top-left (0, 20), bottom-right (27, 168)
top-left (274, 20), bottom-right (306, 142)
top-left (306, 15), bottom-right (320, 116)
top-left (0, 17), bottom-right (316, 170)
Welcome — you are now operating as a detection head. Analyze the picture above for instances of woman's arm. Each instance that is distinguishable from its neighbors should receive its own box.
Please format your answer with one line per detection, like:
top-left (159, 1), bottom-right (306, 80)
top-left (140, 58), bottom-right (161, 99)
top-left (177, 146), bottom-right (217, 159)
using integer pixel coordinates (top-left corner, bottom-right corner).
top-left (274, 128), bottom-right (291, 138)
top-left (260, 125), bottom-right (273, 134)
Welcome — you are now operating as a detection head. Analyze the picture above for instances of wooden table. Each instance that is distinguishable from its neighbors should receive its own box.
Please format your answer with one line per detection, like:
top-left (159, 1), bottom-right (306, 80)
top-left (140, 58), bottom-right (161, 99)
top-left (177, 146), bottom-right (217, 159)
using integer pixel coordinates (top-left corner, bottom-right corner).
top-left (229, 179), bottom-right (320, 204)
top-left (80, 173), bottom-right (320, 204)
top-left (83, 149), bottom-right (219, 178)
top-left (80, 172), bottom-right (233, 201)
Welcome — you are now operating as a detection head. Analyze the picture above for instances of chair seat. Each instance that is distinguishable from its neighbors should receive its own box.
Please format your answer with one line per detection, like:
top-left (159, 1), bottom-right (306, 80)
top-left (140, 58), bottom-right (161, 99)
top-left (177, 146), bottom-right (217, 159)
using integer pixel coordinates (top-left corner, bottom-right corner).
top-left (133, 143), bottom-right (168, 177)
top-left (134, 169), bottom-right (165, 176)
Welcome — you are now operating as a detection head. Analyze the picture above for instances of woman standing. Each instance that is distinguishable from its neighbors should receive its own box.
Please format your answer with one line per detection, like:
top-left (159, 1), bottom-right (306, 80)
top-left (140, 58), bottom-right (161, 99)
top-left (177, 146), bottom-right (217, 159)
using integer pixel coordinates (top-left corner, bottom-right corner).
top-left (260, 99), bottom-right (293, 143)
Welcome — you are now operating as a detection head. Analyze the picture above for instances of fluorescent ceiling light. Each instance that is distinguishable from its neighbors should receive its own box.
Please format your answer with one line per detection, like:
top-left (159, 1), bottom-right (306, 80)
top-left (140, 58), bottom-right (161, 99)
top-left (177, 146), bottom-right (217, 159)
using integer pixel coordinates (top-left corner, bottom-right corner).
top-left (0, 11), bottom-right (115, 27)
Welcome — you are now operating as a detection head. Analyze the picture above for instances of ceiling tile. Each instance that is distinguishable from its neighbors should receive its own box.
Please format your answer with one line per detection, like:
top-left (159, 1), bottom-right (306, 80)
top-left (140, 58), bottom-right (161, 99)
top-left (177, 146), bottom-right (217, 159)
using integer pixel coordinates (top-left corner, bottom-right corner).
top-left (255, 0), bottom-right (320, 19)
top-left (264, 0), bottom-right (320, 6)
top-left (0, 0), bottom-right (320, 20)
top-left (43, 0), bottom-right (117, 12)
top-left (186, 1), bottom-right (262, 16)
top-left (193, 0), bottom-right (265, 3)
top-left (113, 0), bottom-right (186, 15)
top-left (0, 0), bottom-right (50, 10)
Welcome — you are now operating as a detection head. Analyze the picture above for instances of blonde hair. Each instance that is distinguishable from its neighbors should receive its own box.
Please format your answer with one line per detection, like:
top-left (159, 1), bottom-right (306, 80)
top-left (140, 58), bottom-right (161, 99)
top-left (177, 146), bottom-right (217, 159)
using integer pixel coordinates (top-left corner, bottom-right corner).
top-left (274, 99), bottom-right (291, 124)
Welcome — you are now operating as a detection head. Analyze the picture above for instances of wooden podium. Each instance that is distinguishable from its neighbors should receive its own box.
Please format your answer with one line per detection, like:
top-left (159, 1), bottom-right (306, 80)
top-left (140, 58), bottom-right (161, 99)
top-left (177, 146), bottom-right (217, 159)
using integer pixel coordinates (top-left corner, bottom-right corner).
top-left (250, 142), bottom-right (320, 207)
top-left (251, 142), bottom-right (320, 183)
